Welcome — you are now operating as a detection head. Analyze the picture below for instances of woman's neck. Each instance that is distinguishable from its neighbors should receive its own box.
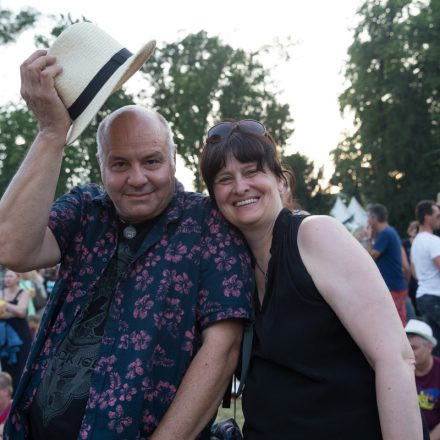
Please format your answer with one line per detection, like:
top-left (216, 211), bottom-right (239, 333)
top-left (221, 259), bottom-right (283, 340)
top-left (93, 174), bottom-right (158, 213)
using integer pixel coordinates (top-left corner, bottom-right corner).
top-left (243, 217), bottom-right (276, 275)
top-left (4, 285), bottom-right (19, 297)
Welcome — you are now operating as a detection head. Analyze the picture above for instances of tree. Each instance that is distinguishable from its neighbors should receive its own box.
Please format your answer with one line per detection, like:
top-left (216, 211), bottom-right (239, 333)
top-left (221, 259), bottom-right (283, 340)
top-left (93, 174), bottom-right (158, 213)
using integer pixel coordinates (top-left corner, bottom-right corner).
top-left (0, 3), bottom-right (39, 44)
top-left (282, 152), bottom-right (333, 214)
top-left (0, 15), bottom-right (136, 198)
top-left (332, 0), bottom-right (440, 233)
top-left (142, 31), bottom-right (293, 191)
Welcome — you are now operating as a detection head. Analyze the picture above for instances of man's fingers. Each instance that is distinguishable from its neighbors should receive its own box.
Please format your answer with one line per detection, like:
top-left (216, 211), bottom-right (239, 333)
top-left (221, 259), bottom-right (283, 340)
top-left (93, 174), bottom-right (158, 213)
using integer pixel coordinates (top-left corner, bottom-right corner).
top-left (39, 64), bottom-right (63, 92)
top-left (21, 54), bottom-right (58, 77)
top-left (20, 54), bottom-right (61, 101)
top-left (20, 49), bottom-right (48, 67)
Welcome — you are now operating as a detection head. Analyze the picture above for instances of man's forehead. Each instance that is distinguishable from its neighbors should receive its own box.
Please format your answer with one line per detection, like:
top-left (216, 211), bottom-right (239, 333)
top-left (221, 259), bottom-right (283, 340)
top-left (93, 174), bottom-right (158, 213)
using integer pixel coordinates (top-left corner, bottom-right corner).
top-left (408, 334), bottom-right (428, 345)
top-left (102, 117), bottom-right (168, 152)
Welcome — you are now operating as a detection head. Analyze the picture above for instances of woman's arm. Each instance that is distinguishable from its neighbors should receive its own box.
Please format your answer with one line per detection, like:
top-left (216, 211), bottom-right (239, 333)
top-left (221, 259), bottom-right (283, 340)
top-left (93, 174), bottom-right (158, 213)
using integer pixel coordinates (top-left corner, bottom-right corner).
top-left (298, 215), bottom-right (422, 440)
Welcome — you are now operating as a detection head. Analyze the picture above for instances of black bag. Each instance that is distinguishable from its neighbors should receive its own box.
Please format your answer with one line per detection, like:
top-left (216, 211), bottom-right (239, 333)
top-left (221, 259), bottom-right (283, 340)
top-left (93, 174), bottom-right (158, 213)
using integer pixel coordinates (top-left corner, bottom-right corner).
top-left (210, 418), bottom-right (242, 440)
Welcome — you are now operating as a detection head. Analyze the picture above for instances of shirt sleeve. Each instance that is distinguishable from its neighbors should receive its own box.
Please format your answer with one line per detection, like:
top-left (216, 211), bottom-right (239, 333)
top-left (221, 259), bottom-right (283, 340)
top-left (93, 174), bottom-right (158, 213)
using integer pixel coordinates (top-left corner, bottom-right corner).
top-left (373, 229), bottom-right (389, 254)
top-left (48, 185), bottom-right (89, 258)
top-left (197, 204), bottom-right (254, 329)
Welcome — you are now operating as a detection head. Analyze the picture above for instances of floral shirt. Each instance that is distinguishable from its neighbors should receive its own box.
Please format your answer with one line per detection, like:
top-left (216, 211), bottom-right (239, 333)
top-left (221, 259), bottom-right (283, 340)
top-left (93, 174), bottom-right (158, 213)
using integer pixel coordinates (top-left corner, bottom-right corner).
top-left (5, 184), bottom-right (253, 439)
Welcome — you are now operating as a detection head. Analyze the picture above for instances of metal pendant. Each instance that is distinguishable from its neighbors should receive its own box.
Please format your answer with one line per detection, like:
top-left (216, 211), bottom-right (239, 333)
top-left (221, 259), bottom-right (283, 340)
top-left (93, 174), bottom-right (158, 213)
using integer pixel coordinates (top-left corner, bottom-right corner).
top-left (123, 225), bottom-right (137, 240)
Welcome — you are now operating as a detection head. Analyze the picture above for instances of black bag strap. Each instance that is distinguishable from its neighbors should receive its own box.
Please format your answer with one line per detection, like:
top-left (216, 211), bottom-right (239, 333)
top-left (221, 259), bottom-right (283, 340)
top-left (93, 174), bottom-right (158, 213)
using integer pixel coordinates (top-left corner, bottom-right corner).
top-left (222, 322), bottom-right (253, 408)
top-left (236, 323), bottom-right (253, 396)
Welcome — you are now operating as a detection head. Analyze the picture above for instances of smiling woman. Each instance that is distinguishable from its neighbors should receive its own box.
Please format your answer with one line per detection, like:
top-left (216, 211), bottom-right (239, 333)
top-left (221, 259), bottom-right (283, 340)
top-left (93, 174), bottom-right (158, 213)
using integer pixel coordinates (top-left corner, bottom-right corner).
top-left (199, 119), bottom-right (425, 440)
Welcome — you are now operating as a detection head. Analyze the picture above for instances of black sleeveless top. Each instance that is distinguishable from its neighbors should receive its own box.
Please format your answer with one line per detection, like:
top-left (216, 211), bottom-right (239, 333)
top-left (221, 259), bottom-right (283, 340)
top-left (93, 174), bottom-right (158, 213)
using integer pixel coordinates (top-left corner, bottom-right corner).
top-left (242, 209), bottom-right (382, 439)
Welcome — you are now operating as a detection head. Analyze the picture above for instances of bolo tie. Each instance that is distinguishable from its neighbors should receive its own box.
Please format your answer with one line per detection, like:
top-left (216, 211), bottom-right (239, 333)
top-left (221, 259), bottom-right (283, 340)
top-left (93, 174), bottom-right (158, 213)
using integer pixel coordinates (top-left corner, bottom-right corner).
top-left (120, 220), bottom-right (137, 240)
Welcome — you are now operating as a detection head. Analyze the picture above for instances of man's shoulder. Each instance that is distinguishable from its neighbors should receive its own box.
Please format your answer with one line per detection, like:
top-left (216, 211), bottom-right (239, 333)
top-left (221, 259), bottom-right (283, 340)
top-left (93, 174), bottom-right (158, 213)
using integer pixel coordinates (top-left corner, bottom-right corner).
top-left (414, 232), bottom-right (440, 247)
top-left (431, 356), bottom-right (440, 374)
top-left (60, 183), bottom-right (106, 203)
top-left (176, 190), bottom-right (218, 215)
top-left (383, 225), bottom-right (400, 239)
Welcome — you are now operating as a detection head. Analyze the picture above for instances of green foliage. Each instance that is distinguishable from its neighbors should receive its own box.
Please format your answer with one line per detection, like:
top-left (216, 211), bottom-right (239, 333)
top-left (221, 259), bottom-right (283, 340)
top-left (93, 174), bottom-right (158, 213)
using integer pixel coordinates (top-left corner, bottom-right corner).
top-left (332, 0), bottom-right (440, 233)
top-left (282, 152), bottom-right (333, 214)
top-left (0, 3), bottom-right (39, 44)
top-left (142, 31), bottom-right (293, 191)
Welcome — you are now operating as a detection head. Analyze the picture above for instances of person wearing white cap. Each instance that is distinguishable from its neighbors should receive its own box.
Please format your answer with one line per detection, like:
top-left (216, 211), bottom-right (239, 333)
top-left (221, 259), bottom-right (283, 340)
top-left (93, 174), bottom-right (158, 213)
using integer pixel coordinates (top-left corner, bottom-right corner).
top-left (0, 22), bottom-right (253, 439)
top-left (406, 319), bottom-right (440, 438)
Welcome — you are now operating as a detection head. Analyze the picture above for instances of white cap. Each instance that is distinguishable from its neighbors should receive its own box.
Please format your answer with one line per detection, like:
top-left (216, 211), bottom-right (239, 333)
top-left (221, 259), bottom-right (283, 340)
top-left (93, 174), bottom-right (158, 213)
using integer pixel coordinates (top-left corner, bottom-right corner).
top-left (405, 319), bottom-right (437, 347)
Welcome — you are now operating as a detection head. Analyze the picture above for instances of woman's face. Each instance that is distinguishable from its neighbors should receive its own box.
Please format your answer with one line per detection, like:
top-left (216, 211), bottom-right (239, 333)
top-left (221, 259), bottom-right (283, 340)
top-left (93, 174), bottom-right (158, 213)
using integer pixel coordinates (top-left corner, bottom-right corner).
top-left (213, 155), bottom-right (284, 232)
top-left (4, 270), bottom-right (19, 288)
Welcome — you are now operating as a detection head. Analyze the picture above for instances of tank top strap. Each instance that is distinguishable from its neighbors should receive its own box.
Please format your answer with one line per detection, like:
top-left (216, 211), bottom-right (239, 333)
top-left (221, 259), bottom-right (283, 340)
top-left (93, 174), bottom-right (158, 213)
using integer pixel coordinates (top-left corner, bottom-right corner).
top-left (12, 288), bottom-right (24, 302)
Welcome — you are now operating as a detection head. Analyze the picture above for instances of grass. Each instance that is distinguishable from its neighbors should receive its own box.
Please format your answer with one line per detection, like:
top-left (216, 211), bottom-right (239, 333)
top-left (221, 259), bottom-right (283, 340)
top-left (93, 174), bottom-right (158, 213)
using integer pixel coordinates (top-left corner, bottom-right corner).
top-left (215, 397), bottom-right (244, 430)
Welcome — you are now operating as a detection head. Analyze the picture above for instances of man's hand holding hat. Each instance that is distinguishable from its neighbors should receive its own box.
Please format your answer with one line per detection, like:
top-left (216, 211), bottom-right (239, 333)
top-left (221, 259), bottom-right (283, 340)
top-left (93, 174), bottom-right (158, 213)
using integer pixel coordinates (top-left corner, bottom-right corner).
top-left (20, 50), bottom-right (71, 147)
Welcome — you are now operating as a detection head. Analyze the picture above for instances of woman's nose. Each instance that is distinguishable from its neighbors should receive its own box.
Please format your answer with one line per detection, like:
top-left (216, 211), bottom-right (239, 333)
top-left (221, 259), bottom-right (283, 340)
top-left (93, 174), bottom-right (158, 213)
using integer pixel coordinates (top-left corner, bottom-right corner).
top-left (233, 176), bottom-right (250, 194)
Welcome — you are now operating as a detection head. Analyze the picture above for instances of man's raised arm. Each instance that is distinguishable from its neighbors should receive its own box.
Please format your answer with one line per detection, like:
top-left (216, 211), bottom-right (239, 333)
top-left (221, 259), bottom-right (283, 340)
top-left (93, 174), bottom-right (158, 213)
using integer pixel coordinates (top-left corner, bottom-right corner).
top-left (0, 51), bottom-right (71, 271)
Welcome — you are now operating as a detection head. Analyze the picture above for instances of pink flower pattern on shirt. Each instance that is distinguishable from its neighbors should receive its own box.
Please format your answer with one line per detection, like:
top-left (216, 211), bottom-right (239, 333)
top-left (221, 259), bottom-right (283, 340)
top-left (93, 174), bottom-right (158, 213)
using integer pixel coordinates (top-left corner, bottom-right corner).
top-left (5, 184), bottom-right (253, 440)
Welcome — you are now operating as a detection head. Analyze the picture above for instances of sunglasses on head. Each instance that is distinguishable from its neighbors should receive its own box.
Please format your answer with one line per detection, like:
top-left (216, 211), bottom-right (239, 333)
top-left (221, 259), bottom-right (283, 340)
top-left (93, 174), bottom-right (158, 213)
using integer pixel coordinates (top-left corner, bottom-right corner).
top-left (207, 119), bottom-right (267, 140)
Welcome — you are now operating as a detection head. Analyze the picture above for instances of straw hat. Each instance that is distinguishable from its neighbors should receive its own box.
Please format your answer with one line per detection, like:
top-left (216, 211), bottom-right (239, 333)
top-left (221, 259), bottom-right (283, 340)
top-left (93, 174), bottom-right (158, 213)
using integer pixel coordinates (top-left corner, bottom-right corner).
top-left (405, 319), bottom-right (437, 347)
top-left (48, 21), bottom-right (156, 145)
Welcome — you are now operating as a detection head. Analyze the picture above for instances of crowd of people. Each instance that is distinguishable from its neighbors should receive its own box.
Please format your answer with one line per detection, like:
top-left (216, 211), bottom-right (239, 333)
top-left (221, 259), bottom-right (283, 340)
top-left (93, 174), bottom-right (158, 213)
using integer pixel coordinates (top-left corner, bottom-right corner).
top-left (0, 266), bottom-right (56, 392)
top-left (0, 21), bottom-right (437, 440)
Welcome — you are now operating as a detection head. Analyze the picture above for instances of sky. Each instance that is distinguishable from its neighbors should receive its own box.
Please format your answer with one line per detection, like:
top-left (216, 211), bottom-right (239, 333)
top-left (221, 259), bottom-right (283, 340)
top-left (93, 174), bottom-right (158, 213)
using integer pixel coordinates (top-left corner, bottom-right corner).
top-left (0, 0), bottom-right (364, 190)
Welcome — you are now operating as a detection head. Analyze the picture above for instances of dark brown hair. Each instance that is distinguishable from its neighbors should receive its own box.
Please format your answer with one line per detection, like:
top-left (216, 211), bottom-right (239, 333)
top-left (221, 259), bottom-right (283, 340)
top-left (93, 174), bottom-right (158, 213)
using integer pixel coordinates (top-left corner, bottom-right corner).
top-left (200, 125), bottom-right (295, 204)
top-left (415, 200), bottom-right (437, 225)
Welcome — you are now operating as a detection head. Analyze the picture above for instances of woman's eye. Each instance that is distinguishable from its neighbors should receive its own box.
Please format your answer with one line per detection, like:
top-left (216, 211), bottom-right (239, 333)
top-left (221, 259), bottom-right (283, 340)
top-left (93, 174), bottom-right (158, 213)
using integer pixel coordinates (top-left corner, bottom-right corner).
top-left (246, 169), bottom-right (258, 176)
top-left (216, 176), bottom-right (232, 184)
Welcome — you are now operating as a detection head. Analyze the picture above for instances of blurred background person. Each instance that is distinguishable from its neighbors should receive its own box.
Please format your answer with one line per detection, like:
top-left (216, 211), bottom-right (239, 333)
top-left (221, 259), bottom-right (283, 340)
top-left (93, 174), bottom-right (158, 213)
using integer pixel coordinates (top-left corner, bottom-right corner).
top-left (0, 270), bottom-right (32, 392)
top-left (27, 314), bottom-right (41, 340)
top-left (0, 372), bottom-right (13, 436)
top-left (366, 203), bottom-right (409, 325)
top-left (406, 319), bottom-right (440, 439)
top-left (411, 200), bottom-right (440, 357)
top-left (403, 220), bottom-right (420, 317)
top-left (20, 270), bottom-right (47, 317)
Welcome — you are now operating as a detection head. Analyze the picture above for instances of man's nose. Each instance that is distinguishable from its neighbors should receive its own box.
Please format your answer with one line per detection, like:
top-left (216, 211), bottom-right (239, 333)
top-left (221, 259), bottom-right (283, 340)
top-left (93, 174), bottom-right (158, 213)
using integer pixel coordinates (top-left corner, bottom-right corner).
top-left (128, 165), bottom-right (148, 186)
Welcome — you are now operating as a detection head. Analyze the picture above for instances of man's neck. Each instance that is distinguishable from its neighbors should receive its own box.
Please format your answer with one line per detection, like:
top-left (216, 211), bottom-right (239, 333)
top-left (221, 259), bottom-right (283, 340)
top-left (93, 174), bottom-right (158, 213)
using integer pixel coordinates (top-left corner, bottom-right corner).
top-left (415, 356), bottom-right (434, 376)
top-left (419, 223), bottom-right (433, 234)
top-left (375, 222), bottom-right (388, 234)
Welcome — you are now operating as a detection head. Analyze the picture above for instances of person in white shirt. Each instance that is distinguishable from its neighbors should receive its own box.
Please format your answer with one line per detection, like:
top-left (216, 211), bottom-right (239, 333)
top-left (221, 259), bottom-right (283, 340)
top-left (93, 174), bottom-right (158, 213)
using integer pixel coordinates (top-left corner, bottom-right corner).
top-left (411, 200), bottom-right (440, 356)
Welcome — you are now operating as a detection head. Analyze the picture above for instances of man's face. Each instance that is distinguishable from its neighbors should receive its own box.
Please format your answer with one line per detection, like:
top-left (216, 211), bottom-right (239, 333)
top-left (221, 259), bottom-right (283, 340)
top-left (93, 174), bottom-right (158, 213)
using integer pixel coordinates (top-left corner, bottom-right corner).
top-left (98, 109), bottom-right (176, 224)
top-left (408, 335), bottom-right (433, 369)
top-left (427, 205), bottom-right (440, 231)
top-left (367, 212), bottom-right (378, 231)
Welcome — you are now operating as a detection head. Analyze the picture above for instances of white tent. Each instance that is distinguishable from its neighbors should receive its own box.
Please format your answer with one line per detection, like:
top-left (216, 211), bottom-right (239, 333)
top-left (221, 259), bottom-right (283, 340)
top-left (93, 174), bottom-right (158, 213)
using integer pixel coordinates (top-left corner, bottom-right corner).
top-left (329, 196), bottom-right (352, 224)
top-left (330, 195), bottom-right (367, 231)
top-left (347, 197), bottom-right (368, 229)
